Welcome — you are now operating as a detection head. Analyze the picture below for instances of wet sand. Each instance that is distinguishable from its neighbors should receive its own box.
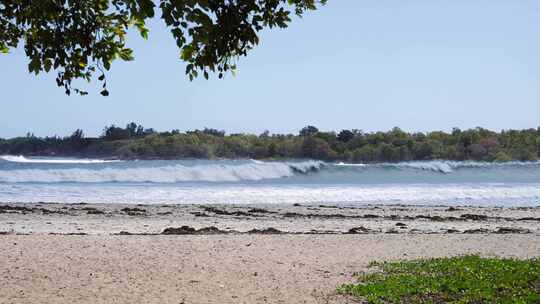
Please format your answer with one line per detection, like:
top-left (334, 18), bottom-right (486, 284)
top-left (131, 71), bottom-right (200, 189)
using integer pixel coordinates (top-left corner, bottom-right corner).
top-left (1, 203), bottom-right (539, 303)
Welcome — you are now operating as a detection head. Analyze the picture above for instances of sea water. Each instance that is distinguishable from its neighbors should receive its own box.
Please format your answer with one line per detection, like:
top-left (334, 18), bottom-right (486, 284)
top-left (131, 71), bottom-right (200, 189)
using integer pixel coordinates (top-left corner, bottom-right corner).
top-left (1, 155), bottom-right (539, 206)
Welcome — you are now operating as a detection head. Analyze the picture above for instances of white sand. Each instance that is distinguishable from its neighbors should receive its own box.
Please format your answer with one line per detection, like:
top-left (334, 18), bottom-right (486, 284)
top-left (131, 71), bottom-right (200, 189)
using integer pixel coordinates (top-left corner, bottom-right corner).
top-left (1, 234), bottom-right (539, 304)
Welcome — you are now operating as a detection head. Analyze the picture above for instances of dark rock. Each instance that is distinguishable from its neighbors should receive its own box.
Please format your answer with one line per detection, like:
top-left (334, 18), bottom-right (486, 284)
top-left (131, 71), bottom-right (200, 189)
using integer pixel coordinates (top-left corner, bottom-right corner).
top-left (385, 229), bottom-right (400, 234)
top-left (197, 227), bottom-right (229, 234)
top-left (494, 227), bottom-right (530, 234)
top-left (87, 209), bottom-right (105, 215)
top-left (157, 211), bottom-right (173, 216)
top-left (40, 208), bottom-right (67, 215)
top-left (161, 226), bottom-right (229, 235)
top-left (517, 217), bottom-right (540, 221)
top-left (121, 207), bottom-right (146, 213)
top-left (247, 208), bottom-right (275, 214)
top-left (345, 226), bottom-right (372, 234)
top-left (318, 205), bottom-right (339, 209)
top-left (463, 228), bottom-right (489, 234)
top-left (202, 206), bottom-right (253, 217)
top-left (395, 222), bottom-right (407, 228)
top-left (191, 212), bottom-right (209, 217)
top-left (416, 215), bottom-right (445, 222)
top-left (282, 212), bottom-right (303, 218)
top-left (460, 214), bottom-right (488, 221)
top-left (162, 226), bottom-right (196, 235)
top-left (0, 205), bottom-right (34, 213)
top-left (445, 229), bottom-right (460, 234)
top-left (246, 227), bottom-right (282, 234)
top-left (446, 207), bottom-right (461, 212)
top-left (307, 230), bottom-right (338, 235)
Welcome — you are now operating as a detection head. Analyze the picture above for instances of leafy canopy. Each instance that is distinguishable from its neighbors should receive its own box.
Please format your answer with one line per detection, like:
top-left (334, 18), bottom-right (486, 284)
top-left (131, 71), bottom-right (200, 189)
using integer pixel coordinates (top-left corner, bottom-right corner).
top-left (0, 0), bottom-right (326, 96)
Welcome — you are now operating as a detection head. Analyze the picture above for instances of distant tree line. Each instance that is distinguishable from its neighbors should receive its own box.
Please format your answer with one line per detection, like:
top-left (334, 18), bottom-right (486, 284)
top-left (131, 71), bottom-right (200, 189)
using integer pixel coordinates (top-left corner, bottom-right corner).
top-left (1, 123), bottom-right (540, 162)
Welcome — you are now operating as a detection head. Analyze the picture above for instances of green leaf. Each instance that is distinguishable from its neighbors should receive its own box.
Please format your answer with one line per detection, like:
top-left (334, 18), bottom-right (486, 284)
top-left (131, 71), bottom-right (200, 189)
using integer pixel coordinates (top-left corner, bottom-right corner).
top-left (119, 48), bottom-right (134, 61)
top-left (44, 59), bottom-right (52, 72)
top-left (141, 29), bottom-right (149, 40)
top-left (181, 45), bottom-right (194, 61)
top-left (100, 89), bottom-right (109, 96)
top-left (139, 0), bottom-right (156, 18)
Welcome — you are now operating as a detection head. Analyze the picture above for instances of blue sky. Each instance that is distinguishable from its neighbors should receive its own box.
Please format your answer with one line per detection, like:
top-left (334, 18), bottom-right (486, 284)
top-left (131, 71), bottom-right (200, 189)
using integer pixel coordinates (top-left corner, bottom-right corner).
top-left (1, 1), bottom-right (539, 138)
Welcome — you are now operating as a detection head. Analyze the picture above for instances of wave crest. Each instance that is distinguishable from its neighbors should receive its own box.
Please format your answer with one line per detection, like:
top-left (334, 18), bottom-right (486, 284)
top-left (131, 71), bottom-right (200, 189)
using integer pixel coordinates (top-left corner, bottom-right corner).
top-left (0, 160), bottom-right (324, 183)
top-left (337, 160), bottom-right (540, 174)
top-left (0, 155), bottom-right (120, 164)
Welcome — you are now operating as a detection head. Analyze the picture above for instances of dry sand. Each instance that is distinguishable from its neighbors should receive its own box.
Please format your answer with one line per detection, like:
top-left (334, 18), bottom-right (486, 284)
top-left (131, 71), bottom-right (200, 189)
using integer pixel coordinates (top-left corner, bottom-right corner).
top-left (1, 234), bottom-right (539, 304)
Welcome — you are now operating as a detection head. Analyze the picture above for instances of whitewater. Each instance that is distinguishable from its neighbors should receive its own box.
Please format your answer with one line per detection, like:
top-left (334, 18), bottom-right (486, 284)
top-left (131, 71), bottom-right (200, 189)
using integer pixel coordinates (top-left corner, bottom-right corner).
top-left (1, 156), bottom-right (539, 206)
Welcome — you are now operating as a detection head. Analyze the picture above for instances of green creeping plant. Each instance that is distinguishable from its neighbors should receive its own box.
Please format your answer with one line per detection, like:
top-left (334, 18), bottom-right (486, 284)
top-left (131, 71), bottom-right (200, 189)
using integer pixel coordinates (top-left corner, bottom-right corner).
top-left (339, 255), bottom-right (540, 304)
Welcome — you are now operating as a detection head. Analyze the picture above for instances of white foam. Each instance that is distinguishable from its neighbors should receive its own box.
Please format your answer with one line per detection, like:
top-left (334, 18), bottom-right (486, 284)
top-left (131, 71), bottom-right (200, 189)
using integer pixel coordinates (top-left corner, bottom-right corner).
top-left (1, 183), bottom-right (539, 207)
top-left (395, 161), bottom-right (454, 173)
top-left (335, 162), bottom-right (367, 167)
top-left (0, 155), bottom-right (120, 164)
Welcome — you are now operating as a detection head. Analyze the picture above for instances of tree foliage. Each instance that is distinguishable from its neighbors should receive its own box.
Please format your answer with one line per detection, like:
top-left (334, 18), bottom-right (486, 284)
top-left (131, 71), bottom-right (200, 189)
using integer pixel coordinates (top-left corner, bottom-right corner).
top-left (0, 0), bottom-right (326, 95)
top-left (2, 124), bottom-right (540, 162)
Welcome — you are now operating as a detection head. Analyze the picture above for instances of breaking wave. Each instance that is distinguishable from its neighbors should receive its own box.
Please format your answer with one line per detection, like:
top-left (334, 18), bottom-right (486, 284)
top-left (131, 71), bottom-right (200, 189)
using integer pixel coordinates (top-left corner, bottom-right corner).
top-left (0, 160), bottom-right (324, 183)
top-left (0, 158), bottom-right (539, 184)
top-left (0, 155), bottom-right (120, 164)
top-left (338, 160), bottom-right (540, 174)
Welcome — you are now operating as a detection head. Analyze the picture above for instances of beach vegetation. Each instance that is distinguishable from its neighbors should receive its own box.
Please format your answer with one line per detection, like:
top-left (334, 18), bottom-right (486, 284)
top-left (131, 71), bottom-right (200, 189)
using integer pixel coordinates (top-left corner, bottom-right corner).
top-left (338, 255), bottom-right (540, 304)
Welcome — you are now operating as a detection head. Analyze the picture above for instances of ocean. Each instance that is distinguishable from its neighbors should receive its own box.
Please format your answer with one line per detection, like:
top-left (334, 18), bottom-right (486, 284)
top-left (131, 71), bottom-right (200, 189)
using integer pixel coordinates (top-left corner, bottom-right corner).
top-left (1, 155), bottom-right (539, 206)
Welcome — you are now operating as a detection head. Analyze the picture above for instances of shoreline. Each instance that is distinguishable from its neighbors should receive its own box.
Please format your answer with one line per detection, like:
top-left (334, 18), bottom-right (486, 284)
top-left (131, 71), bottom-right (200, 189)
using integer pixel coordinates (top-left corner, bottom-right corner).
top-left (1, 202), bottom-right (539, 235)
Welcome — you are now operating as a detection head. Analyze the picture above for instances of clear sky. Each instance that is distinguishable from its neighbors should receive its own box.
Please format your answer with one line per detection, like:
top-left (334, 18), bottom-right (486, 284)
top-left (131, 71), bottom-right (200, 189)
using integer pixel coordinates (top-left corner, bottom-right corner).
top-left (1, 1), bottom-right (539, 138)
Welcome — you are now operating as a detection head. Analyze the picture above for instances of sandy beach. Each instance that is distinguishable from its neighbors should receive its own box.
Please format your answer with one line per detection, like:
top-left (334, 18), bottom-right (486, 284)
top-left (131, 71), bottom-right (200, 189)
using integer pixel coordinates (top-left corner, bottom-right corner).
top-left (1, 203), bottom-right (539, 303)
top-left (1, 234), bottom-right (539, 304)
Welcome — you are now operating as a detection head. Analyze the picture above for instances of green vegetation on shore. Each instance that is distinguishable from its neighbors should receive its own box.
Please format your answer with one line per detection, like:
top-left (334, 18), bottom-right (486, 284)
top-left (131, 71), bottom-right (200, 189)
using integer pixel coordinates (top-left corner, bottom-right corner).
top-left (339, 255), bottom-right (540, 304)
top-left (1, 124), bottom-right (540, 162)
